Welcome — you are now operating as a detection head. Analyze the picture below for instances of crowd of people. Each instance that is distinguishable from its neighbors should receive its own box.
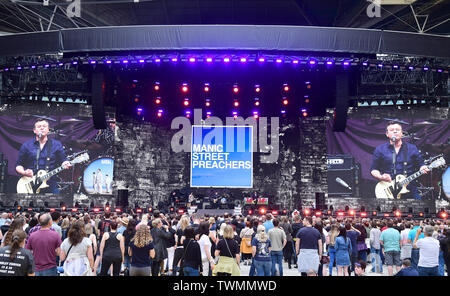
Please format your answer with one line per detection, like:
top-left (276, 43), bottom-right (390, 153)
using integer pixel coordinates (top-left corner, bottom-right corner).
top-left (0, 209), bottom-right (448, 277)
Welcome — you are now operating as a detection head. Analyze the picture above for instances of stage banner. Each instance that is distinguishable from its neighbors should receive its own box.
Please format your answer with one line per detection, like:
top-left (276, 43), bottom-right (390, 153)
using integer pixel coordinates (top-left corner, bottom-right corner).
top-left (191, 125), bottom-right (253, 188)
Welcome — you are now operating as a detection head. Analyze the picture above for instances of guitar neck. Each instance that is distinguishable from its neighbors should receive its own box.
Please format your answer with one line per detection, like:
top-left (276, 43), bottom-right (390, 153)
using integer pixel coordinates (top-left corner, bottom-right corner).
top-left (399, 169), bottom-right (426, 187)
top-left (39, 162), bottom-right (70, 181)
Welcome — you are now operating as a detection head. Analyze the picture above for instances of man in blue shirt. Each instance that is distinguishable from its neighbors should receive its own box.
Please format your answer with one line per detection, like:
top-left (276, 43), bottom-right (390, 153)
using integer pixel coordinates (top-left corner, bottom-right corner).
top-left (15, 118), bottom-right (71, 194)
top-left (395, 259), bottom-right (419, 276)
top-left (407, 221), bottom-right (425, 270)
top-left (370, 122), bottom-right (429, 200)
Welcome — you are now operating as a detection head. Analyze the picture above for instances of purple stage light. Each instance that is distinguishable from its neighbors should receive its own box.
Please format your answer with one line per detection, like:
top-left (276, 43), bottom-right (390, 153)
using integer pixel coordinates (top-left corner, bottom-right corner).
top-left (31, 66), bottom-right (36, 69)
top-left (437, 69), bottom-right (443, 73)
top-left (139, 59), bottom-right (145, 63)
top-left (171, 58), bottom-right (178, 62)
top-left (309, 60), bottom-right (316, 65)
top-left (206, 57), bottom-right (213, 63)
top-left (58, 63), bottom-right (63, 66)
top-left (408, 66), bottom-right (414, 70)
top-left (343, 61), bottom-right (350, 66)
top-left (280, 110), bottom-right (286, 114)
top-left (258, 57), bottom-right (265, 62)
top-left (378, 64), bottom-right (383, 68)
top-left (155, 58), bottom-right (161, 63)
top-left (72, 61), bottom-right (78, 65)
top-left (362, 62), bottom-right (368, 66)
top-left (90, 60), bottom-right (96, 64)
top-left (189, 57), bottom-right (195, 63)
top-left (292, 60), bottom-right (299, 64)
top-left (393, 65), bottom-right (399, 69)
top-left (122, 60), bottom-right (129, 64)
top-left (16, 66), bottom-right (22, 70)
top-left (301, 108), bottom-right (307, 112)
top-left (276, 59), bottom-right (283, 63)
top-left (326, 61), bottom-right (333, 65)
top-left (423, 67), bottom-right (429, 71)
top-left (137, 108), bottom-right (143, 112)
top-left (240, 58), bottom-right (247, 63)
top-left (44, 64), bottom-right (50, 68)
top-left (223, 57), bottom-right (230, 63)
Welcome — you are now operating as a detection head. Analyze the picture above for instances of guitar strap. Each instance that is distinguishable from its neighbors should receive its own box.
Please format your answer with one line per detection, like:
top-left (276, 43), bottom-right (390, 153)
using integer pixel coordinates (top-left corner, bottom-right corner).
top-left (45, 139), bottom-right (52, 172)
top-left (402, 143), bottom-right (408, 176)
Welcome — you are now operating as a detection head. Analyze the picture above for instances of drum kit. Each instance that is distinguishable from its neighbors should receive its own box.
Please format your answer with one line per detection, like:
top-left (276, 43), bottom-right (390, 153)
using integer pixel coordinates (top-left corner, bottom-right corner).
top-left (383, 117), bottom-right (450, 200)
top-left (32, 115), bottom-right (113, 195)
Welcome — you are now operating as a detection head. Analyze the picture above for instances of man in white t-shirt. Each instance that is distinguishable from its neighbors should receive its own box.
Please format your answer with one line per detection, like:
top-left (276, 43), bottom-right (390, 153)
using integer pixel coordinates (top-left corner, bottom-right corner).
top-left (413, 225), bottom-right (440, 276)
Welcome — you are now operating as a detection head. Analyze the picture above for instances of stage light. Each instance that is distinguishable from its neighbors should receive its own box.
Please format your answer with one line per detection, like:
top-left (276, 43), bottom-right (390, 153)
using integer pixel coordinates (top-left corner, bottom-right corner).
top-left (115, 208), bottom-right (122, 213)
top-left (253, 111), bottom-right (259, 119)
top-left (259, 208), bottom-right (266, 215)
top-left (155, 97), bottom-right (161, 104)
top-left (302, 108), bottom-right (308, 117)
top-left (189, 57), bottom-right (196, 63)
top-left (204, 83), bottom-right (210, 92)
top-left (304, 209), bottom-right (311, 216)
top-left (283, 84), bottom-right (289, 92)
top-left (233, 100), bottom-right (239, 107)
top-left (378, 64), bottom-right (383, 68)
top-left (105, 60), bottom-right (112, 64)
top-left (139, 59), bottom-right (145, 63)
top-left (233, 85), bottom-right (239, 93)
top-left (343, 61), bottom-right (350, 66)
top-left (31, 66), bottom-right (36, 69)
top-left (393, 65), bottom-right (399, 69)
top-left (282, 98), bottom-right (289, 105)
top-left (258, 57), bottom-right (265, 63)
top-left (248, 209), bottom-right (253, 215)
top-left (423, 67), bottom-right (429, 71)
top-left (49, 208), bottom-right (55, 212)
top-left (148, 207), bottom-right (153, 212)
top-left (154, 82), bottom-right (160, 91)
top-left (292, 60), bottom-right (299, 64)
top-left (72, 61), bottom-right (78, 65)
top-left (255, 85), bottom-right (261, 93)
top-left (384, 213), bottom-right (390, 217)
top-left (281, 110), bottom-right (286, 114)
top-left (93, 208), bottom-right (100, 213)
top-left (437, 69), bottom-right (443, 73)
top-left (171, 58), bottom-right (178, 62)
top-left (206, 111), bottom-right (212, 118)
top-left (254, 98), bottom-right (260, 106)
top-left (136, 208), bottom-right (143, 213)
top-left (137, 108), bottom-right (143, 115)
top-left (206, 57), bottom-right (213, 63)
top-left (315, 211), bottom-right (322, 217)
top-left (360, 212), bottom-right (367, 217)
top-left (327, 210), bottom-right (332, 215)
top-left (362, 62), bottom-right (368, 66)
top-left (326, 60), bottom-right (333, 66)
top-left (276, 59), bottom-right (283, 63)
top-left (183, 98), bottom-right (190, 106)
top-left (336, 211), bottom-right (344, 217)
top-left (223, 57), bottom-right (230, 63)
top-left (71, 208), bottom-right (78, 212)
top-left (205, 99), bottom-right (211, 107)
top-left (419, 212), bottom-right (424, 217)
top-left (181, 83), bottom-right (189, 93)
top-left (157, 109), bottom-right (163, 117)
top-left (395, 210), bottom-right (401, 217)
top-left (177, 209), bottom-right (185, 214)
top-left (439, 211), bottom-right (447, 219)
top-left (349, 209), bottom-right (355, 216)
top-left (372, 211), bottom-right (377, 216)
top-left (122, 60), bottom-right (129, 64)
top-left (408, 66), bottom-right (414, 70)
top-left (283, 210), bottom-right (287, 214)
top-left (44, 64), bottom-right (50, 68)
top-left (309, 60), bottom-right (316, 65)
top-left (240, 58), bottom-right (247, 63)
top-left (89, 60), bottom-right (96, 64)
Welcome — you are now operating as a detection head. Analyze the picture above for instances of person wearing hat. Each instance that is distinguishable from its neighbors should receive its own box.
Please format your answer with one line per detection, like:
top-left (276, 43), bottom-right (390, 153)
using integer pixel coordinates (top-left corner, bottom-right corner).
top-left (117, 216), bottom-right (129, 235)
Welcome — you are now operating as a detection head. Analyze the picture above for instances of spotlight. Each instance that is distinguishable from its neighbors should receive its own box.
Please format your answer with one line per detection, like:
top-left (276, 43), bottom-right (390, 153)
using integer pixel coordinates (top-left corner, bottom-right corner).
top-left (272, 210), bottom-right (278, 216)
top-left (423, 67), bottom-right (429, 71)
top-left (349, 209), bottom-right (355, 216)
top-left (105, 60), bottom-right (111, 64)
top-left (343, 61), bottom-right (350, 66)
top-left (206, 57), bottom-right (213, 63)
top-left (283, 84), bottom-right (289, 92)
top-left (258, 57), bottom-right (265, 63)
top-left (439, 211), bottom-right (447, 219)
top-left (326, 60), bottom-right (333, 66)
top-left (204, 83), bottom-right (210, 92)
top-left (171, 58), bottom-right (178, 62)
top-left (276, 59), bottom-right (283, 63)
top-left (155, 97), bottom-right (161, 104)
top-left (408, 66), bottom-right (414, 70)
top-left (304, 209), bottom-right (311, 216)
top-left (122, 60), bottom-right (129, 64)
top-left (189, 57), bottom-right (196, 63)
top-left (255, 85), bottom-right (261, 93)
top-left (240, 57), bottom-right (247, 63)
top-left (254, 98), bottom-right (260, 106)
top-left (281, 110), bottom-right (286, 115)
top-left (292, 60), bottom-right (299, 64)
top-left (157, 109), bottom-right (163, 118)
top-left (309, 60), bottom-right (316, 65)
top-left (282, 98), bottom-right (289, 105)
top-left (302, 108), bottom-right (308, 117)
top-left (206, 111), bottom-right (212, 118)
top-left (185, 110), bottom-right (191, 118)
top-left (183, 98), bottom-right (190, 106)
top-left (315, 211), bottom-right (322, 217)
top-left (233, 85), bottom-right (239, 93)
top-left (90, 61), bottom-right (96, 65)
top-left (395, 210), bottom-right (401, 217)
top-left (137, 108), bottom-right (143, 115)
top-left (232, 111), bottom-right (238, 119)
top-left (259, 208), bottom-right (267, 215)
top-left (223, 57), bottom-right (230, 63)
top-left (154, 82), bottom-right (160, 91)
top-left (253, 111), bottom-right (259, 119)
top-left (181, 83), bottom-right (189, 93)
top-left (337, 211), bottom-right (345, 217)
top-left (233, 100), bottom-right (239, 107)
top-left (205, 99), bottom-right (211, 107)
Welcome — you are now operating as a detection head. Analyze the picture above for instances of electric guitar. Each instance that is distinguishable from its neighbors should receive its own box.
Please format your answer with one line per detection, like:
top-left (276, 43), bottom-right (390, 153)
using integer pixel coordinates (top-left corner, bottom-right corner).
top-left (375, 157), bottom-right (446, 199)
top-left (17, 153), bottom-right (89, 194)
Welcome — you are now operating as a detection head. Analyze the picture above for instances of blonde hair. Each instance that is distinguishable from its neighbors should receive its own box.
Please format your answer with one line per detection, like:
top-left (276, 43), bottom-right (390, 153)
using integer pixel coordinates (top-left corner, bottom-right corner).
top-left (132, 225), bottom-right (152, 248)
top-left (223, 224), bottom-right (234, 239)
top-left (329, 224), bottom-right (340, 246)
top-left (255, 225), bottom-right (268, 242)
top-left (179, 216), bottom-right (190, 231)
top-left (152, 218), bottom-right (161, 228)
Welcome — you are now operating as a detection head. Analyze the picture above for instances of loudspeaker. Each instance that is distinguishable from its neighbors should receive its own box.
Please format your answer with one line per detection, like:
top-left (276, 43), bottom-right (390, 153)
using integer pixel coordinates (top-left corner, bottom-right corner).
top-left (117, 189), bottom-right (129, 208)
top-left (91, 71), bottom-right (107, 129)
top-left (315, 192), bottom-right (326, 210)
top-left (333, 72), bottom-right (350, 132)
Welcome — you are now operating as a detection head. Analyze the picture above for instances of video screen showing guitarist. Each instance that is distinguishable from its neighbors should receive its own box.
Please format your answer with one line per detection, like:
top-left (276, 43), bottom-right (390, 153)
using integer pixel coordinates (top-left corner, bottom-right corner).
top-left (15, 118), bottom-right (72, 194)
top-left (370, 122), bottom-right (430, 200)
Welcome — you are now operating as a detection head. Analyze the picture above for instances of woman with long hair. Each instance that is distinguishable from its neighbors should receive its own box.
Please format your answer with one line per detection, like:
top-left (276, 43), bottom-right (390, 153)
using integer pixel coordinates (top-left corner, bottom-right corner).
top-left (334, 226), bottom-right (352, 276)
top-left (172, 215), bottom-right (190, 275)
top-left (83, 215), bottom-right (98, 259)
top-left (0, 229), bottom-right (35, 276)
top-left (129, 225), bottom-right (155, 276)
top-left (198, 221), bottom-right (214, 276)
top-left (182, 226), bottom-right (202, 276)
top-left (60, 220), bottom-right (95, 276)
top-left (326, 224), bottom-right (340, 276)
top-left (1, 217), bottom-right (24, 247)
top-left (240, 220), bottom-right (254, 266)
top-left (213, 224), bottom-right (240, 276)
top-left (251, 225), bottom-right (272, 276)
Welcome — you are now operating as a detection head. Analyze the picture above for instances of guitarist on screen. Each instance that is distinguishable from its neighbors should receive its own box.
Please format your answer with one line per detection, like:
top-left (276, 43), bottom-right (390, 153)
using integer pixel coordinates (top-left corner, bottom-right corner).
top-left (370, 121), bottom-right (429, 200)
top-left (15, 118), bottom-right (72, 194)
